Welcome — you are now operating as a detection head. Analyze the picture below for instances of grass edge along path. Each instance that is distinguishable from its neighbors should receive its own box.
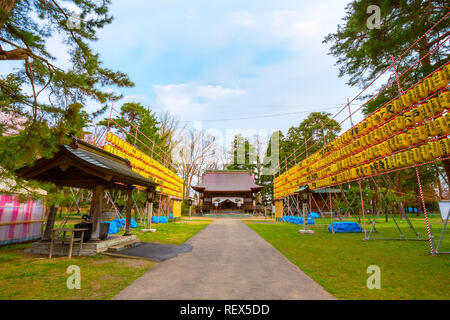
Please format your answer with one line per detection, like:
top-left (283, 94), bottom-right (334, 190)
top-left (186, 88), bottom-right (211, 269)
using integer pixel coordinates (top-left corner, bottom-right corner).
top-left (246, 220), bottom-right (450, 300)
top-left (0, 220), bottom-right (211, 300)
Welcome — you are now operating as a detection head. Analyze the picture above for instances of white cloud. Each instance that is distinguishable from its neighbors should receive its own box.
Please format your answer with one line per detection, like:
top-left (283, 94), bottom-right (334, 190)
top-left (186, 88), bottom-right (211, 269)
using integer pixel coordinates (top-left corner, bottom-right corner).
top-left (153, 84), bottom-right (245, 115)
top-left (230, 11), bottom-right (255, 27)
top-left (270, 10), bottom-right (322, 44)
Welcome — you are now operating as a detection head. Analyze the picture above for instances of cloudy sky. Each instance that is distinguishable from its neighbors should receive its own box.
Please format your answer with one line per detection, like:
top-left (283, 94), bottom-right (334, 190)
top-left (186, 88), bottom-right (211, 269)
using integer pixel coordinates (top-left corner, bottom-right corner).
top-left (87, 0), bottom-right (367, 140)
top-left (1, 0), bottom-right (372, 148)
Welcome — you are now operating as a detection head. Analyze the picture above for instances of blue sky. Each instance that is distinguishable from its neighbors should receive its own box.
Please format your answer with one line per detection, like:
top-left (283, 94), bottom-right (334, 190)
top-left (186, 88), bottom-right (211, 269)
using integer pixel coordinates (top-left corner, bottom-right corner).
top-left (0, 0), bottom-right (371, 148)
top-left (87, 0), bottom-right (366, 138)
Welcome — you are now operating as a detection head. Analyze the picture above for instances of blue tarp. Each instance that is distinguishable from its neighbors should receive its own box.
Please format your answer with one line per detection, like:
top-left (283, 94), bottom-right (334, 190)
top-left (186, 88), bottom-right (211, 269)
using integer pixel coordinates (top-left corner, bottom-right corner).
top-left (151, 216), bottom-right (168, 224)
top-left (328, 221), bottom-right (362, 233)
top-left (309, 212), bottom-right (320, 219)
top-left (111, 218), bottom-right (138, 229)
top-left (406, 207), bottom-right (418, 213)
top-left (282, 216), bottom-right (315, 225)
top-left (102, 221), bottom-right (119, 234)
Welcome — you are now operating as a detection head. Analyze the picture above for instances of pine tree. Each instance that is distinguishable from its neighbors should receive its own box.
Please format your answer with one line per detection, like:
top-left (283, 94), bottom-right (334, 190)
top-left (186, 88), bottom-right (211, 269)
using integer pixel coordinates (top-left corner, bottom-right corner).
top-left (0, 1), bottom-right (133, 170)
top-left (324, 0), bottom-right (449, 197)
top-left (98, 102), bottom-right (171, 166)
top-left (226, 134), bottom-right (257, 173)
top-left (279, 112), bottom-right (341, 171)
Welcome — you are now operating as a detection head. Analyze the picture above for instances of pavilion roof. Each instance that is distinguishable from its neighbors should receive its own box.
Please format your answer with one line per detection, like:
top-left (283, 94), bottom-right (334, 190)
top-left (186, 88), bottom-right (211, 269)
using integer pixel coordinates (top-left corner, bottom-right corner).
top-left (192, 170), bottom-right (263, 193)
top-left (16, 139), bottom-right (157, 190)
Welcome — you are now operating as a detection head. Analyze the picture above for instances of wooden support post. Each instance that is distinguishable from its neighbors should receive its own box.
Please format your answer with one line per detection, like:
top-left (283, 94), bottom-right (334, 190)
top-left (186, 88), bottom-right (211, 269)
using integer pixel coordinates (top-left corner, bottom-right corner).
top-left (189, 203), bottom-right (192, 220)
top-left (148, 202), bottom-right (154, 230)
top-left (90, 184), bottom-right (104, 240)
top-left (124, 188), bottom-right (133, 236)
top-left (43, 205), bottom-right (58, 241)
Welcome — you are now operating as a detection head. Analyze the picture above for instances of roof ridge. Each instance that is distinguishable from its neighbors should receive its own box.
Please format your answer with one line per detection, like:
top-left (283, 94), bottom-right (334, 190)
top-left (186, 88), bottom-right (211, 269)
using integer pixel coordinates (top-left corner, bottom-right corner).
top-left (204, 170), bottom-right (251, 174)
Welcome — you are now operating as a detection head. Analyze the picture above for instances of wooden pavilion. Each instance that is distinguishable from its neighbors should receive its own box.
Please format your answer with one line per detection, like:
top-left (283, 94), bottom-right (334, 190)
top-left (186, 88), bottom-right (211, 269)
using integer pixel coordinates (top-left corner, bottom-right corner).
top-left (192, 170), bottom-right (263, 214)
top-left (16, 138), bottom-right (158, 250)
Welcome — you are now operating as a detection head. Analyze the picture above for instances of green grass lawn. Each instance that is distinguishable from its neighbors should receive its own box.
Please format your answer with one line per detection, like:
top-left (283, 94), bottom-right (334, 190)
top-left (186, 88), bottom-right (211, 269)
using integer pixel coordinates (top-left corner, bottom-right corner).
top-left (246, 218), bottom-right (450, 300)
top-left (133, 220), bottom-right (211, 244)
top-left (53, 219), bottom-right (211, 245)
top-left (0, 243), bottom-right (154, 300)
top-left (0, 220), bottom-right (211, 300)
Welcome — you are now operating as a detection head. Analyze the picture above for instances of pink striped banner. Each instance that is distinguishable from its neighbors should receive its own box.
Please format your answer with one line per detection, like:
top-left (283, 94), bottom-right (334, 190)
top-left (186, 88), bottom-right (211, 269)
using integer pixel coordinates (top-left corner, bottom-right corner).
top-left (0, 195), bottom-right (44, 245)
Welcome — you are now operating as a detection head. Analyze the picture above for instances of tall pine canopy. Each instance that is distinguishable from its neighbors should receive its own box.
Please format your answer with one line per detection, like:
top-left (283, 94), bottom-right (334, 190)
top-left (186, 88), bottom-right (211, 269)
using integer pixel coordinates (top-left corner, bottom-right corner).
top-left (324, 0), bottom-right (450, 198)
top-left (279, 112), bottom-right (341, 171)
top-left (0, 0), bottom-right (133, 170)
top-left (98, 102), bottom-right (172, 166)
top-left (324, 0), bottom-right (449, 90)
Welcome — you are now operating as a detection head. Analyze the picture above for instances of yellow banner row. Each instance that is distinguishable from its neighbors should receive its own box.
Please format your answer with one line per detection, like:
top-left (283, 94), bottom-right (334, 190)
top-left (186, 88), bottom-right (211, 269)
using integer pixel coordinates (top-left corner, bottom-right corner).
top-left (173, 200), bottom-right (182, 218)
top-left (105, 132), bottom-right (184, 198)
top-left (274, 64), bottom-right (450, 198)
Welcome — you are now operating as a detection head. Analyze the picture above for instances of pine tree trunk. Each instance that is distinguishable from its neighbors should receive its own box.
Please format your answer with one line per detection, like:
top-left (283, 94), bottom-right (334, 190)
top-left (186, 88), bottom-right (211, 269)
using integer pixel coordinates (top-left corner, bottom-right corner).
top-left (397, 172), bottom-right (404, 219)
top-left (415, 187), bottom-right (421, 216)
top-left (442, 159), bottom-right (450, 199)
top-left (437, 171), bottom-right (443, 199)
top-left (0, 0), bottom-right (17, 14)
top-left (0, 0), bottom-right (17, 29)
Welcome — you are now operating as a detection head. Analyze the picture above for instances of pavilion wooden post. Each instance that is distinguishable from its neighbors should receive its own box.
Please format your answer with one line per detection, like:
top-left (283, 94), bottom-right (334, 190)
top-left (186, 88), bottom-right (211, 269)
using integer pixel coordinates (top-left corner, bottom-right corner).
top-left (124, 188), bottom-right (133, 236)
top-left (90, 184), bottom-right (104, 240)
top-left (43, 185), bottom-right (62, 241)
top-left (148, 202), bottom-right (154, 230)
top-left (43, 205), bottom-right (59, 241)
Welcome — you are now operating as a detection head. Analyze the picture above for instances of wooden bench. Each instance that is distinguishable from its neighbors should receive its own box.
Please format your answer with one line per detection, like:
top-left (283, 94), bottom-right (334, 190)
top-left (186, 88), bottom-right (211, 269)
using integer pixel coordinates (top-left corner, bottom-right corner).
top-left (48, 228), bottom-right (88, 259)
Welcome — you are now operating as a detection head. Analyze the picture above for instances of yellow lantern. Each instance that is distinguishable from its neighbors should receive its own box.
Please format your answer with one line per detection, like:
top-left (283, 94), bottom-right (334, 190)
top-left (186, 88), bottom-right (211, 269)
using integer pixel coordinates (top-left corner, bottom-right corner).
top-left (412, 107), bottom-right (424, 123)
top-left (432, 70), bottom-right (449, 90)
top-left (420, 144), bottom-right (431, 161)
top-left (350, 168), bottom-right (358, 179)
top-left (406, 88), bottom-right (419, 105)
top-left (399, 133), bottom-right (411, 148)
top-left (372, 144), bottom-right (380, 158)
top-left (379, 106), bottom-right (388, 121)
top-left (395, 116), bottom-right (406, 131)
top-left (444, 63), bottom-right (450, 81)
top-left (385, 155), bottom-right (395, 169)
top-left (421, 103), bottom-right (434, 119)
top-left (439, 138), bottom-right (450, 155)
top-left (405, 150), bottom-right (415, 165)
top-left (366, 147), bottom-right (374, 160)
top-left (381, 124), bottom-right (390, 139)
top-left (430, 141), bottom-right (444, 158)
top-left (413, 83), bottom-right (428, 100)
top-left (423, 77), bottom-right (436, 94)
top-left (412, 147), bottom-right (422, 163)
top-left (428, 97), bottom-right (444, 115)
top-left (425, 121), bottom-right (438, 137)
top-left (386, 101), bottom-right (397, 118)
top-left (378, 159), bottom-right (387, 172)
top-left (382, 140), bottom-right (392, 155)
top-left (406, 131), bottom-right (419, 145)
top-left (415, 125), bottom-right (428, 142)
top-left (403, 111), bottom-right (415, 127)
top-left (387, 138), bottom-right (396, 152)
top-left (400, 93), bottom-right (412, 109)
top-left (393, 99), bottom-right (404, 113)
top-left (392, 135), bottom-right (401, 150)
top-left (388, 119), bottom-right (398, 135)
top-left (372, 112), bottom-right (381, 127)
top-left (434, 116), bottom-right (450, 136)
top-left (439, 91), bottom-right (450, 109)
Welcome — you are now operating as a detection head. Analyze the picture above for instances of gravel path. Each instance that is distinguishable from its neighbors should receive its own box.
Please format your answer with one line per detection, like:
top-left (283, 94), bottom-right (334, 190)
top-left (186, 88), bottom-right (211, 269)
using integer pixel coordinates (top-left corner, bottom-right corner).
top-left (113, 219), bottom-right (335, 300)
